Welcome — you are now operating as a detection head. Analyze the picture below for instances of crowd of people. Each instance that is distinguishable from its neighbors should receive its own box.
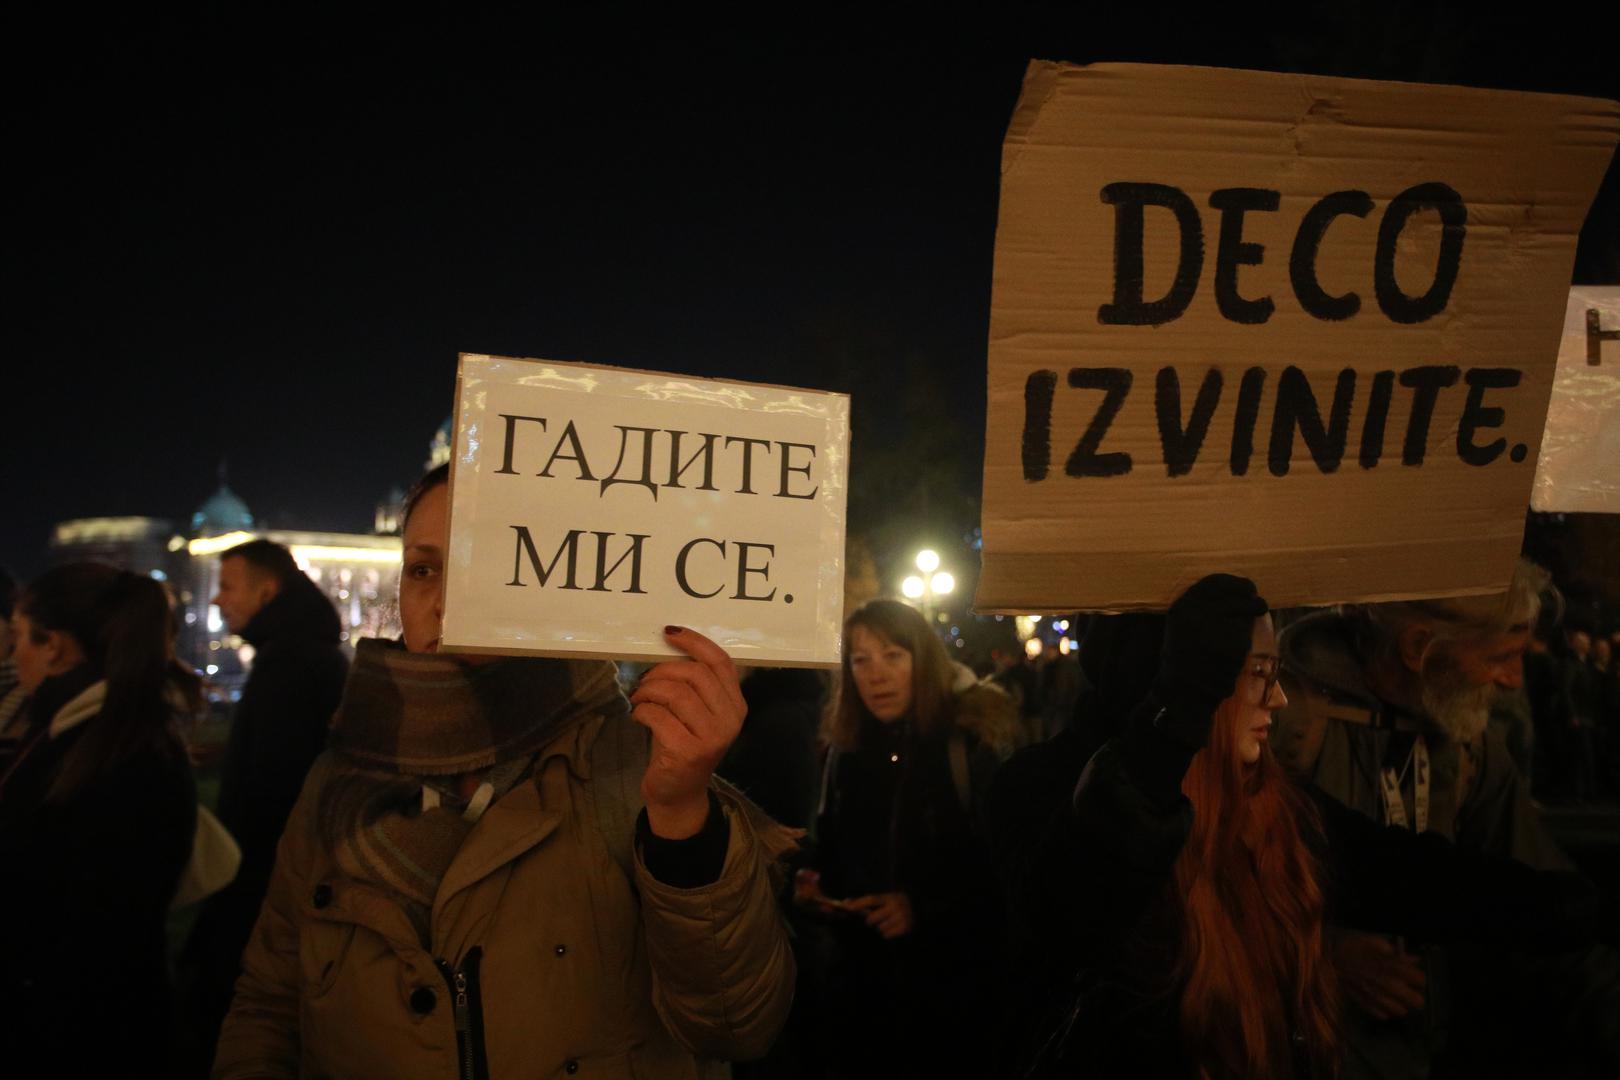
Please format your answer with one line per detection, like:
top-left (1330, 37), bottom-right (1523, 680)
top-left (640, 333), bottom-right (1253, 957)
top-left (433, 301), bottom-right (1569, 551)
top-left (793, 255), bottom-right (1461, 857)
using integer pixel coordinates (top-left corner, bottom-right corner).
top-left (1, 470), bottom-right (1617, 1078)
top-left (1523, 612), bottom-right (1620, 805)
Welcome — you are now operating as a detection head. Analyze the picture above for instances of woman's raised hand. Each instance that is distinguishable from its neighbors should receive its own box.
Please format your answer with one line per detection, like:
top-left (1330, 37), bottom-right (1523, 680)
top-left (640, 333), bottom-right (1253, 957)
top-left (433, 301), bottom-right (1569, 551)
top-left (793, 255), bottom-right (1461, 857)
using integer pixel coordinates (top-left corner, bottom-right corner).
top-left (629, 626), bottom-right (748, 838)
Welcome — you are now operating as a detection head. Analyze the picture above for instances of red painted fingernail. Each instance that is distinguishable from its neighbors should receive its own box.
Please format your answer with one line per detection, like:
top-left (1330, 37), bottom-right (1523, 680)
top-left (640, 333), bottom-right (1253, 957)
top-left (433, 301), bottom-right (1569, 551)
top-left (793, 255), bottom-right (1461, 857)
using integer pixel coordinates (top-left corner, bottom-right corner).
top-left (664, 625), bottom-right (683, 635)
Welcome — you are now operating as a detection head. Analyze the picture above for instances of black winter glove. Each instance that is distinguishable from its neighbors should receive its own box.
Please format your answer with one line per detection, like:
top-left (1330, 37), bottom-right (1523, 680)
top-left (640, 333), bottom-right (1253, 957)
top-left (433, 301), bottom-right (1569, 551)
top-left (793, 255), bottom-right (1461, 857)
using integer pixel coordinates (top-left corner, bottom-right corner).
top-left (1150, 573), bottom-right (1268, 750)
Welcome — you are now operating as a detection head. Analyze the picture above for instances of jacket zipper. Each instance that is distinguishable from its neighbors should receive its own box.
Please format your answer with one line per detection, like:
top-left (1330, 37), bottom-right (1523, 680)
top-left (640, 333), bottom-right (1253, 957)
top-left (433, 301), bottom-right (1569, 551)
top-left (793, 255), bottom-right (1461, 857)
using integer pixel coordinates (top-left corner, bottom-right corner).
top-left (435, 947), bottom-right (488, 1080)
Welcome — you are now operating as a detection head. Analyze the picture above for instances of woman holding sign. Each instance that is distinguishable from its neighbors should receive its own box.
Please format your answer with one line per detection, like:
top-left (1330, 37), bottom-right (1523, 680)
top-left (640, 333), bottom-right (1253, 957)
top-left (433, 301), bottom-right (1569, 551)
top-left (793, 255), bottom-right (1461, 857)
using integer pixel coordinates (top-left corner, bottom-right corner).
top-left (797, 598), bottom-right (1008, 1078)
top-left (214, 465), bottom-right (796, 1080)
top-left (1022, 575), bottom-right (1612, 1079)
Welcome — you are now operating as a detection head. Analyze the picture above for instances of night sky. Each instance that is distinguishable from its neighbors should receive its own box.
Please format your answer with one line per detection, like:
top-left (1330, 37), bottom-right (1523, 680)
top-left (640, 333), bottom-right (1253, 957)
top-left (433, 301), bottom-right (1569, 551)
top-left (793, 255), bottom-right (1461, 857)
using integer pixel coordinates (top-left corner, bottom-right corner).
top-left (6, 11), bottom-right (1618, 581)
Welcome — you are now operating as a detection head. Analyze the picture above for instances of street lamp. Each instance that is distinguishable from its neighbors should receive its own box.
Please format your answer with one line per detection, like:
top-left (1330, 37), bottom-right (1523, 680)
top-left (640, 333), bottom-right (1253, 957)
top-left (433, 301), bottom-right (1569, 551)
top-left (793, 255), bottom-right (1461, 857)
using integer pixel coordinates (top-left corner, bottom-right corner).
top-left (902, 549), bottom-right (955, 623)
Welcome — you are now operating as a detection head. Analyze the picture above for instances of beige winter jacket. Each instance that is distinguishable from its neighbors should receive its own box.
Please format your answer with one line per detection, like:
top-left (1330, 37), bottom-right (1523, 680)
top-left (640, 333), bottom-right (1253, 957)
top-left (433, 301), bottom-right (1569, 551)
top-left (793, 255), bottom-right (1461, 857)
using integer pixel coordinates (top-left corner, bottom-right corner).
top-left (213, 709), bottom-right (795, 1079)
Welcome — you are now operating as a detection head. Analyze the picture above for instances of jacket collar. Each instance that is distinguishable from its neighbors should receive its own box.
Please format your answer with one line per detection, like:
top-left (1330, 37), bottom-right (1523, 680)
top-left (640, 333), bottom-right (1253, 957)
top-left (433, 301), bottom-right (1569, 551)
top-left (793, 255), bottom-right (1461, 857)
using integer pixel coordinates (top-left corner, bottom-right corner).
top-left (48, 680), bottom-right (108, 738)
top-left (241, 574), bottom-right (341, 649)
top-left (46, 678), bottom-right (196, 739)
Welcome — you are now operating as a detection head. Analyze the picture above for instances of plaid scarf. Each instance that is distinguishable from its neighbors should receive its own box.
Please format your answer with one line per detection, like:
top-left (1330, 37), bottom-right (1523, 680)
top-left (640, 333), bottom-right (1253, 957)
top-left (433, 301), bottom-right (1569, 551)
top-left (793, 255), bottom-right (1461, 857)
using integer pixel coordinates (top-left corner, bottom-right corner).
top-left (319, 639), bottom-right (627, 943)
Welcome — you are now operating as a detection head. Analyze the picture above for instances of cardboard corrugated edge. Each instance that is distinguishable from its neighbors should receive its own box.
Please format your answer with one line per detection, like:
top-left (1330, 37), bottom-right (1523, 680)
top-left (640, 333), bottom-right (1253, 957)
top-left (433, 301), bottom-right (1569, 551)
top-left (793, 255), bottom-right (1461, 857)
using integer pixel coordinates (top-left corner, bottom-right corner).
top-left (975, 61), bottom-right (1620, 614)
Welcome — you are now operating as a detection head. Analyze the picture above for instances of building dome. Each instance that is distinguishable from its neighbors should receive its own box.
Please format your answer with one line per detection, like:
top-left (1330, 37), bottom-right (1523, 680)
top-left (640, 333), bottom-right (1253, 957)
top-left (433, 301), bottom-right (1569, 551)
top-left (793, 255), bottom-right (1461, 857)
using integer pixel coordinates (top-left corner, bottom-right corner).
top-left (191, 483), bottom-right (255, 537)
top-left (375, 484), bottom-right (406, 536)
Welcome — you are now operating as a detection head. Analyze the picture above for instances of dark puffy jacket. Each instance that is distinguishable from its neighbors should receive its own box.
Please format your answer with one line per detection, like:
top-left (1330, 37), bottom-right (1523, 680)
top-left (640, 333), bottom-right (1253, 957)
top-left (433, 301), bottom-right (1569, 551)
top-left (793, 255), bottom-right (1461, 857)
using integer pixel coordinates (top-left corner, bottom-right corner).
top-left (0, 668), bottom-right (197, 1073)
top-left (719, 666), bottom-right (826, 830)
top-left (808, 693), bottom-right (1006, 1078)
top-left (989, 612), bottom-right (1164, 1060)
top-left (212, 575), bottom-right (347, 873)
top-left (183, 574), bottom-right (347, 1038)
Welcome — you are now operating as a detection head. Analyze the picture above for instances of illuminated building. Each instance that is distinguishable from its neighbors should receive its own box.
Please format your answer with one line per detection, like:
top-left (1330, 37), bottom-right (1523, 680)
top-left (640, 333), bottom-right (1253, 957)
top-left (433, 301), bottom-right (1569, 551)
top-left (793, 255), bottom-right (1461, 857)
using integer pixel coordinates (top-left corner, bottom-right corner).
top-left (46, 427), bottom-right (457, 681)
top-left (49, 517), bottom-right (188, 583)
top-left (51, 482), bottom-right (403, 685)
top-left (179, 485), bottom-right (402, 682)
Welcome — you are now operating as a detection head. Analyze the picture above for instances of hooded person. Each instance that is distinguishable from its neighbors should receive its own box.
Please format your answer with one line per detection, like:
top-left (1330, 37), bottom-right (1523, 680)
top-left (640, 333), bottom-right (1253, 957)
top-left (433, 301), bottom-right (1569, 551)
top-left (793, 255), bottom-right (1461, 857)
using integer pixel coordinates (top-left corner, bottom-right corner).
top-left (987, 610), bottom-right (1164, 1055)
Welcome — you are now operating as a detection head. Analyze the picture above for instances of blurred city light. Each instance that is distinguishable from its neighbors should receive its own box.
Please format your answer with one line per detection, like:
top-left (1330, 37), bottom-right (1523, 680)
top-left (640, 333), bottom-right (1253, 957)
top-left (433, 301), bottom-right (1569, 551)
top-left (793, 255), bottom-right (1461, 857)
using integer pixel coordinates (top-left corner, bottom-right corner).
top-left (188, 531), bottom-right (257, 557)
top-left (904, 549), bottom-right (956, 625)
top-left (290, 544), bottom-right (401, 566)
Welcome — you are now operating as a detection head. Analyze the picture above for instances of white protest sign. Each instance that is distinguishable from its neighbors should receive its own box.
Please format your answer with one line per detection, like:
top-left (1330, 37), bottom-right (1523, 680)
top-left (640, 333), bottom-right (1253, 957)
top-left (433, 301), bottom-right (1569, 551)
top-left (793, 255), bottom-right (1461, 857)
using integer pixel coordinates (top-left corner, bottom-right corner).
top-left (442, 354), bottom-right (849, 666)
top-left (1531, 288), bottom-right (1620, 514)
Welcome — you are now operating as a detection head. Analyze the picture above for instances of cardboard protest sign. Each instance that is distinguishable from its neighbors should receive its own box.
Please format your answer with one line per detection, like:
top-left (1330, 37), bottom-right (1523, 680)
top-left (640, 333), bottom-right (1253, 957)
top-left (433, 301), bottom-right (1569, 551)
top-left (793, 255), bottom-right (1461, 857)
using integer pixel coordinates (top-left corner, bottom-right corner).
top-left (1531, 287), bottom-right (1620, 514)
top-left (977, 62), bottom-right (1620, 613)
top-left (442, 354), bottom-right (849, 666)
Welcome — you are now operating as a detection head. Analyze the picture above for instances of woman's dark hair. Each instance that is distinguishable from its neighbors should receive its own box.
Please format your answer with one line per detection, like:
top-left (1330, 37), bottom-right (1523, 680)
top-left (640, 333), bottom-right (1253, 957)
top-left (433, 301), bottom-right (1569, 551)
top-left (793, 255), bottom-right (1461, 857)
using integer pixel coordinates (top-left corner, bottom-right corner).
top-left (824, 598), bottom-right (956, 751)
top-left (18, 563), bottom-right (200, 801)
top-left (402, 463), bottom-right (450, 529)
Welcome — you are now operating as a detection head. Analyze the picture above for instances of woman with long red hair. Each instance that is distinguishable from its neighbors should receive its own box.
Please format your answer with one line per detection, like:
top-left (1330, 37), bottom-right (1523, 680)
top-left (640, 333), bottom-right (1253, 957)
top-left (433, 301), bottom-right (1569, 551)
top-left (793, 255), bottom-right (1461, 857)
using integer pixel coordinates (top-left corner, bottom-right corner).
top-left (1022, 574), bottom-right (1607, 1078)
top-left (1168, 608), bottom-right (1338, 1077)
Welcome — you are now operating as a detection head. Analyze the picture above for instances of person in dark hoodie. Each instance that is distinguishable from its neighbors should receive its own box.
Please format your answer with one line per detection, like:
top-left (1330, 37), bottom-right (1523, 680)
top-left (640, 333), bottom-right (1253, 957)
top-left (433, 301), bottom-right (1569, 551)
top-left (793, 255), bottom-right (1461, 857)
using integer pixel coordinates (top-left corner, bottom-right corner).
top-left (720, 665), bottom-right (826, 832)
top-left (988, 611), bottom-right (1164, 1065)
top-left (180, 538), bottom-right (349, 1066)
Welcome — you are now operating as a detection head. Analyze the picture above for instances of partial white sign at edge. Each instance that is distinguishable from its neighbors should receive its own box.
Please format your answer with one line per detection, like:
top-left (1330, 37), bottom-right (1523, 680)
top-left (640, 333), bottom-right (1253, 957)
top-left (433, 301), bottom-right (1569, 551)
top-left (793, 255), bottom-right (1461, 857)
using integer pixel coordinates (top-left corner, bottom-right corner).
top-left (1531, 288), bottom-right (1620, 514)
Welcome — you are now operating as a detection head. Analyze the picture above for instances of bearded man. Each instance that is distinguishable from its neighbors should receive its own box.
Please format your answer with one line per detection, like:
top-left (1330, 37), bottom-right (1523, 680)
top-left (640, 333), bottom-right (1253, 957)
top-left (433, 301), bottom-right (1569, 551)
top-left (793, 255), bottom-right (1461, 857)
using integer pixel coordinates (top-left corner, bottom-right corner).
top-left (1274, 559), bottom-right (1619, 1078)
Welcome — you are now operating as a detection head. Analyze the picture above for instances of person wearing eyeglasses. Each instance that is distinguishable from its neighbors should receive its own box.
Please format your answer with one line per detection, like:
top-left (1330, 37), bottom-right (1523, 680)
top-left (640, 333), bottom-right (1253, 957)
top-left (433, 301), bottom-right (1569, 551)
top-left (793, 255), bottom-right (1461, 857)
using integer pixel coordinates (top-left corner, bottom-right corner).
top-left (1015, 574), bottom-right (1613, 1080)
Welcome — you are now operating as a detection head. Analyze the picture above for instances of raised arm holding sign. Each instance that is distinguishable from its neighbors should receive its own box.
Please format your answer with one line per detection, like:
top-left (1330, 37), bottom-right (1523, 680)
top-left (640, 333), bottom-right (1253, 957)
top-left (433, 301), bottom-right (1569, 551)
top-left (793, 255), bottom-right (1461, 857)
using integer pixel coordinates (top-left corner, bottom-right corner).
top-left (630, 625), bottom-right (749, 838)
